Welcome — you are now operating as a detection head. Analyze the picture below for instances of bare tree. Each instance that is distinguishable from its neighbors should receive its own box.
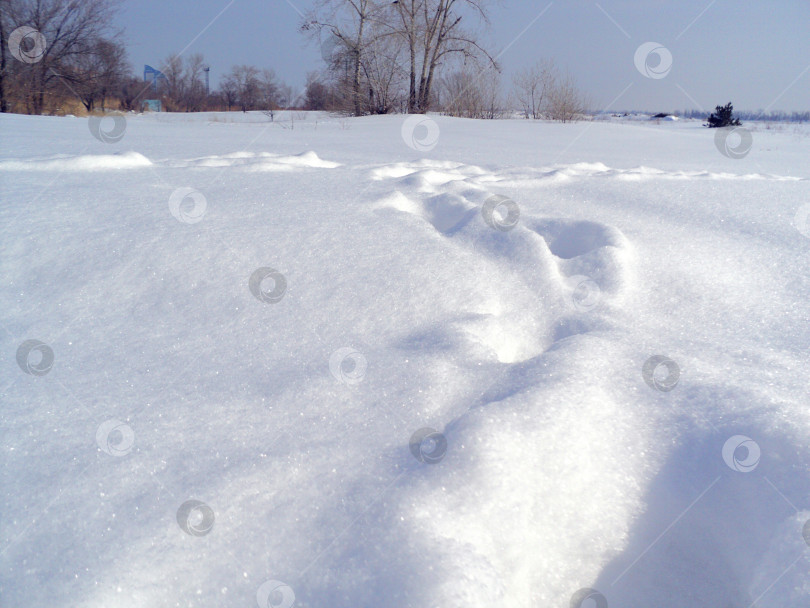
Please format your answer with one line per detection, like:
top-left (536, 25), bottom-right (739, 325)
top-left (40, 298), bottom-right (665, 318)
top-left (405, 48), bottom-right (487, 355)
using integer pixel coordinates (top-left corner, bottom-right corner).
top-left (160, 54), bottom-right (186, 111)
top-left (304, 72), bottom-right (338, 110)
top-left (391, 0), bottom-right (498, 114)
top-left (303, 0), bottom-right (384, 116)
top-left (2, 0), bottom-right (122, 114)
top-left (69, 38), bottom-right (129, 111)
top-left (301, 0), bottom-right (497, 115)
top-left (157, 53), bottom-right (210, 111)
top-left (546, 71), bottom-right (589, 123)
top-left (223, 65), bottom-right (261, 112)
top-left (258, 69), bottom-right (279, 108)
top-left (513, 59), bottom-right (555, 119)
top-left (276, 83), bottom-right (299, 109)
top-left (257, 68), bottom-right (280, 119)
top-left (479, 67), bottom-right (502, 119)
top-left (182, 53), bottom-right (208, 111)
top-left (220, 75), bottom-right (239, 111)
top-left (119, 75), bottom-right (147, 111)
top-left (0, 3), bottom-right (11, 112)
top-left (360, 29), bottom-right (404, 114)
top-left (440, 66), bottom-right (501, 119)
top-left (440, 69), bottom-right (478, 117)
top-left (93, 39), bottom-right (128, 111)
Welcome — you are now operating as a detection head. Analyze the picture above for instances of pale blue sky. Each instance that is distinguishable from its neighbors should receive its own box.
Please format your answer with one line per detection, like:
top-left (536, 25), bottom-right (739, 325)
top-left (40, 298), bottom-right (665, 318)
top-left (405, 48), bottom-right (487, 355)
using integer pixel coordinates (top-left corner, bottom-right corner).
top-left (117, 0), bottom-right (809, 112)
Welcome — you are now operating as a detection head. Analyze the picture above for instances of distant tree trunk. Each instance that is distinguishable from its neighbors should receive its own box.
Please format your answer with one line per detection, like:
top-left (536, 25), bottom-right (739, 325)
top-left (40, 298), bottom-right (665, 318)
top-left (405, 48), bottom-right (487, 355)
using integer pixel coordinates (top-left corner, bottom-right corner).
top-left (394, 0), bottom-right (496, 114)
top-left (351, 17), bottom-right (364, 115)
top-left (408, 42), bottom-right (416, 112)
top-left (395, 0), bottom-right (418, 113)
top-left (302, 0), bottom-right (378, 117)
top-left (34, 63), bottom-right (46, 114)
top-left (0, 15), bottom-right (7, 113)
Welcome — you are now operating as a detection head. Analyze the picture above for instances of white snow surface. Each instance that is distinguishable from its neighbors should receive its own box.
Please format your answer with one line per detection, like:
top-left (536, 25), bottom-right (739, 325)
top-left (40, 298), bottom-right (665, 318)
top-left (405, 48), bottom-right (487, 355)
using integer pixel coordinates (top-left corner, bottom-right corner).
top-left (1, 111), bottom-right (809, 608)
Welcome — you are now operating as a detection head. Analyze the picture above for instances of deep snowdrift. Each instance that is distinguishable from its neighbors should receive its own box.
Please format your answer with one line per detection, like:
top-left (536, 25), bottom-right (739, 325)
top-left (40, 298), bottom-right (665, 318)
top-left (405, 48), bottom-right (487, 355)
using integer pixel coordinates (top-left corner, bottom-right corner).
top-left (1, 111), bottom-right (809, 607)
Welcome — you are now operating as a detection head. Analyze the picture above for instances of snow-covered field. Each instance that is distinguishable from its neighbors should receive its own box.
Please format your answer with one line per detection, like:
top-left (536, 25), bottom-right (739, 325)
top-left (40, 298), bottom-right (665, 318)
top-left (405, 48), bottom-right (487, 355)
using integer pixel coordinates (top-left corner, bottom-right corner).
top-left (1, 110), bottom-right (809, 607)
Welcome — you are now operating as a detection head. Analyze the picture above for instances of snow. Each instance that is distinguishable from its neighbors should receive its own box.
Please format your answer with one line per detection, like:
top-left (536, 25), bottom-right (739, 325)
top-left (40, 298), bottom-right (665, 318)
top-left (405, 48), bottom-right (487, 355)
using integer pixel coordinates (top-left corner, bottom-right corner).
top-left (0, 150), bottom-right (152, 171)
top-left (1, 110), bottom-right (809, 608)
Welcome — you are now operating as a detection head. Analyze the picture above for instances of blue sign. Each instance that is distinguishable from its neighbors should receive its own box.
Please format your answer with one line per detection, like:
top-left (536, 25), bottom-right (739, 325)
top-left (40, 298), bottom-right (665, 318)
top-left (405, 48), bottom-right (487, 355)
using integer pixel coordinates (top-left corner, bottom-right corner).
top-left (143, 65), bottom-right (166, 79)
top-left (144, 65), bottom-right (167, 94)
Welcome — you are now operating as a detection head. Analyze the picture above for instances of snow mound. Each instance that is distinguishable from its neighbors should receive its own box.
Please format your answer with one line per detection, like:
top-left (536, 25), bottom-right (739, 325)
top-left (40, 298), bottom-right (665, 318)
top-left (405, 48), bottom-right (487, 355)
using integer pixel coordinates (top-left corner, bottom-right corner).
top-left (0, 151), bottom-right (152, 171)
top-left (164, 150), bottom-right (339, 171)
top-left (372, 159), bottom-right (634, 365)
top-left (502, 162), bottom-right (804, 184)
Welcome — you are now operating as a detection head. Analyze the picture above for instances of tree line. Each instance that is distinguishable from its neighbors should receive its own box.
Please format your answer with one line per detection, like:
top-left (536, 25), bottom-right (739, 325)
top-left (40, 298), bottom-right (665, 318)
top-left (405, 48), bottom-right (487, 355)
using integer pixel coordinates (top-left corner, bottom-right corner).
top-left (0, 0), bottom-right (126, 114)
top-left (300, 0), bottom-right (590, 121)
top-left (679, 108), bottom-right (810, 124)
top-left (0, 0), bottom-right (593, 121)
top-left (11, 0), bottom-right (802, 124)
